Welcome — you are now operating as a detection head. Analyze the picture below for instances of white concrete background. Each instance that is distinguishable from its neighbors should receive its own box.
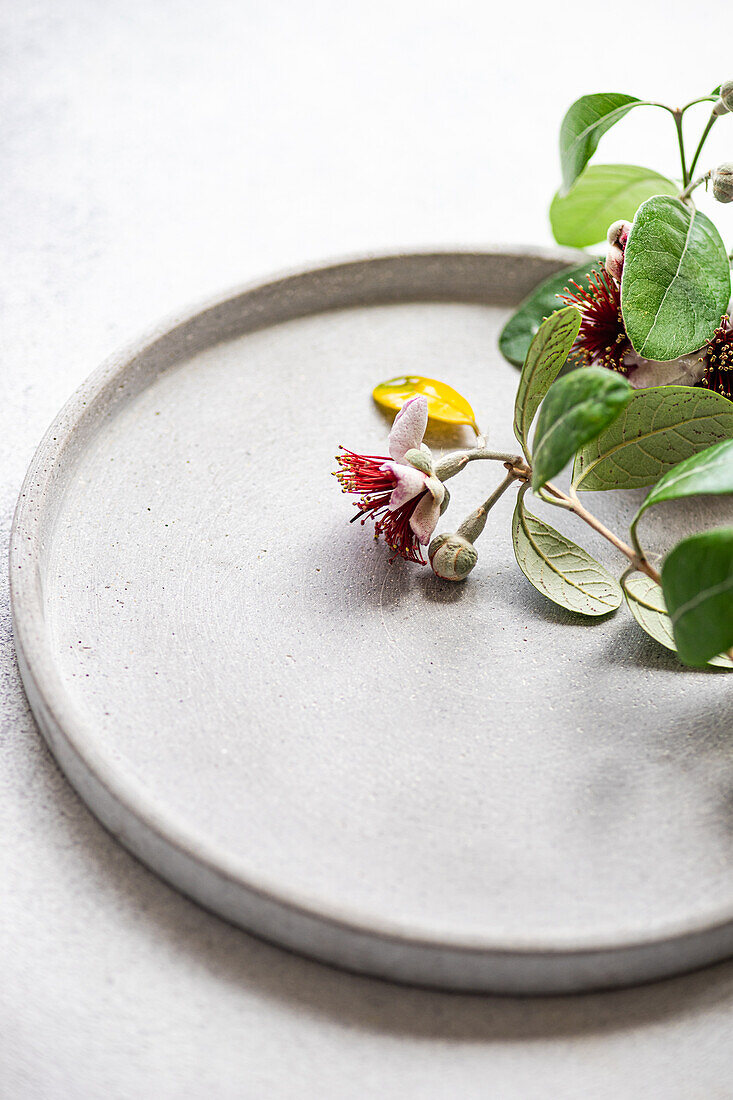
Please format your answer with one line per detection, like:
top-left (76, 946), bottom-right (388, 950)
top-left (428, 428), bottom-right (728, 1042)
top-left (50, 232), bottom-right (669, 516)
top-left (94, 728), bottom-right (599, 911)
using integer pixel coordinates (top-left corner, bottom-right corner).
top-left (3, 2), bottom-right (733, 1096)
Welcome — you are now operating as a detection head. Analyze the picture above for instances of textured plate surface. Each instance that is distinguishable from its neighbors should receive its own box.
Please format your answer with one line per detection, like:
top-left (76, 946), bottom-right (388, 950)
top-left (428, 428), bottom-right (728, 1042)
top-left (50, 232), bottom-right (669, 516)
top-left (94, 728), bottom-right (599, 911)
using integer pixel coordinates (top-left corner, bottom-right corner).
top-left (10, 250), bottom-right (733, 993)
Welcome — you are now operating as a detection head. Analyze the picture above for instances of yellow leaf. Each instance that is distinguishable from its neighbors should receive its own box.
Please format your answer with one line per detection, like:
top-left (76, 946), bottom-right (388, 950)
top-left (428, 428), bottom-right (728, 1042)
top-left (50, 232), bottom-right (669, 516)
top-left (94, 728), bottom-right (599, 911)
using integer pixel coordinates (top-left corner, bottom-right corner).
top-left (372, 376), bottom-right (479, 434)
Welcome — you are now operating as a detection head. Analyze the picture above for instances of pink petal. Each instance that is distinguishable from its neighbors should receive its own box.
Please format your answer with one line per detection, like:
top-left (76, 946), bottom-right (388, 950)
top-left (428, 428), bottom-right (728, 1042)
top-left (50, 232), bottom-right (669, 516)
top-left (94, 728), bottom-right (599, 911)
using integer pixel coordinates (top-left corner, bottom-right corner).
top-left (409, 492), bottom-right (442, 545)
top-left (388, 395), bottom-right (428, 462)
top-left (380, 461), bottom-right (429, 509)
top-left (605, 246), bottom-right (624, 282)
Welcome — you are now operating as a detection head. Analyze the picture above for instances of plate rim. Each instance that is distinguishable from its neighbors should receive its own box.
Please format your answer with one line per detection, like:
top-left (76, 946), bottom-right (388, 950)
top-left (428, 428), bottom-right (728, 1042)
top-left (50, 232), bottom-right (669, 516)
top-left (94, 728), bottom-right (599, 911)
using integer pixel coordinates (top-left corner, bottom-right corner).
top-left (11, 246), bottom-right (733, 991)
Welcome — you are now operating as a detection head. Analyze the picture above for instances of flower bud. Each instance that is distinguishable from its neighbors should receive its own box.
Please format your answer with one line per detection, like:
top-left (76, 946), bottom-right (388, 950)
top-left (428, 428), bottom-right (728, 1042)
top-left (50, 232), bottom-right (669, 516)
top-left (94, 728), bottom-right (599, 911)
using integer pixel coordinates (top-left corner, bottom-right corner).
top-left (404, 447), bottom-right (432, 474)
top-left (428, 533), bottom-right (478, 581)
top-left (605, 220), bottom-right (632, 282)
top-left (713, 81), bottom-right (733, 116)
top-left (713, 163), bottom-right (733, 203)
top-left (434, 451), bottom-right (470, 481)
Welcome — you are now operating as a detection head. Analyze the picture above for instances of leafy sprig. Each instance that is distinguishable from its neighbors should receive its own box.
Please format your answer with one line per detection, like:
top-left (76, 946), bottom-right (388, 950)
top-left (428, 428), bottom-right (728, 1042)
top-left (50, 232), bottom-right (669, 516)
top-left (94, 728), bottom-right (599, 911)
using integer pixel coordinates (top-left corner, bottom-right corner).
top-left (350, 308), bottom-right (733, 668)
top-left (500, 80), bottom-right (733, 370)
top-left (338, 80), bottom-right (733, 669)
top-left (507, 313), bottom-right (733, 669)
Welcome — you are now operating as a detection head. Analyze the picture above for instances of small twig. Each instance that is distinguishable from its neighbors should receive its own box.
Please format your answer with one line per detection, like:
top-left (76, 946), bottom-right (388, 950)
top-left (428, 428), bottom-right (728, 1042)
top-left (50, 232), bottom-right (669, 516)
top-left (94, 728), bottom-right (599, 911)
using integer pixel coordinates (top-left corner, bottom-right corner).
top-left (648, 101), bottom-right (678, 116)
top-left (435, 447), bottom-right (527, 485)
top-left (464, 448), bottom-right (525, 465)
top-left (679, 169), bottom-right (713, 203)
top-left (480, 469), bottom-right (522, 511)
top-left (504, 460), bottom-right (531, 481)
top-left (469, 457), bottom-right (662, 583)
top-left (680, 95), bottom-right (720, 116)
top-left (538, 484), bottom-right (573, 510)
top-left (543, 480), bottom-right (661, 583)
top-left (456, 470), bottom-right (520, 543)
top-left (688, 110), bottom-right (719, 180)
top-left (672, 108), bottom-right (689, 187)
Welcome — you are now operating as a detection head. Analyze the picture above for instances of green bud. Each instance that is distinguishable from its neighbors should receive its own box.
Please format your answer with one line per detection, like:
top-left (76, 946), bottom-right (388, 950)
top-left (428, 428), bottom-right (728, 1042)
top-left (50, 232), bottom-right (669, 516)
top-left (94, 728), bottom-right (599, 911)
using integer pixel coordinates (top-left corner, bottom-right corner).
top-left (713, 163), bottom-right (733, 203)
top-left (723, 81), bottom-right (733, 109)
top-left (434, 451), bottom-right (470, 481)
top-left (428, 533), bottom-right (478, 581)
top-left (404, 448), bottom-right (432, 474)
top-left (713, 80), bottom-right (733, 115)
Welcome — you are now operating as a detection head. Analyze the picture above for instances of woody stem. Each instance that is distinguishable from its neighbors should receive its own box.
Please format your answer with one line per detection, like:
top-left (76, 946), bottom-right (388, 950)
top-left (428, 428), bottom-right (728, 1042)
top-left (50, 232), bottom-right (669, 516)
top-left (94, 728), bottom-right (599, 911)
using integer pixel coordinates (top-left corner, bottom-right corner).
top-left (542, 481), bottom-right (661, 583)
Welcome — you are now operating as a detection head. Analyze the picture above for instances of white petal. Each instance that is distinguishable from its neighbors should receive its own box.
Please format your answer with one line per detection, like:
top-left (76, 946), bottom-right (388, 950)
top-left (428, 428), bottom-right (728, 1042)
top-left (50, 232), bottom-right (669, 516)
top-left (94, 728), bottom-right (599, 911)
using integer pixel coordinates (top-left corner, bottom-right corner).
top-left (424, 475), bottom-right (445, 505)
top-left (624, 349), bottom-right (706, 389)
top-left (409, 492), bottom-right (441, 545)
top-left (381, 462), bottom-right (429, 509)
top-left (389, 395), bottom-right (428, 462)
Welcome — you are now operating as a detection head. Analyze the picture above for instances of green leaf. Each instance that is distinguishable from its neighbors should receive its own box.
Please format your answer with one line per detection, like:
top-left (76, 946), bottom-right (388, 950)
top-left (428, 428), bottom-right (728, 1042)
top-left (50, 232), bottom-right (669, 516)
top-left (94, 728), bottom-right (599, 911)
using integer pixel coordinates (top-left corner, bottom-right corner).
top-left (573, 386), bottom-right (733, 491)
top-left (512, 486), bottom-right (622, 615)
top-left (550, 164), bottom-right (678, 247)
top-left (498, 261), bottom-right (597, 368)
top-left (661, 527), bottom-right (733, 666)
top-left (623, 571), bottom-right (677, 650)
top-left (622, 571), bottom-right (733, 668)
top-left (621, 196), bottom-right (731, 360)
top-left (531, 367), bottom-right (632, 489)
top-left (560, 93), bottom-right (645, 192)
top-left (631, 438), bottom-right (733, 536)
top-left (512, 306), bottom-right (581, 459)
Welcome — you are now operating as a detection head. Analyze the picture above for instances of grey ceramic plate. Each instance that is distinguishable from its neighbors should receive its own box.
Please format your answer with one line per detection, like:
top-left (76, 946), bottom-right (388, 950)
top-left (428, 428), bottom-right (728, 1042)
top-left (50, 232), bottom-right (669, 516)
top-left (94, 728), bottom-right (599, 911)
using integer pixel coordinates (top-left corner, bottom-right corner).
top-left (10, 250), bottom-right (733, 994)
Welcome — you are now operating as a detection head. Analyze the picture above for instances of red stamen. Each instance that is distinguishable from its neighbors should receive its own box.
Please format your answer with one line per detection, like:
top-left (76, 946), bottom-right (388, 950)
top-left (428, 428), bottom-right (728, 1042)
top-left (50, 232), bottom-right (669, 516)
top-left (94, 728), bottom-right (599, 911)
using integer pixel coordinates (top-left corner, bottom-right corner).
top-left (699, 315), bottom-right (733, 401)
top-left (333, 447), bottom-right (427, 563)
top-left (559, 263), bottom-right (629, 373)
